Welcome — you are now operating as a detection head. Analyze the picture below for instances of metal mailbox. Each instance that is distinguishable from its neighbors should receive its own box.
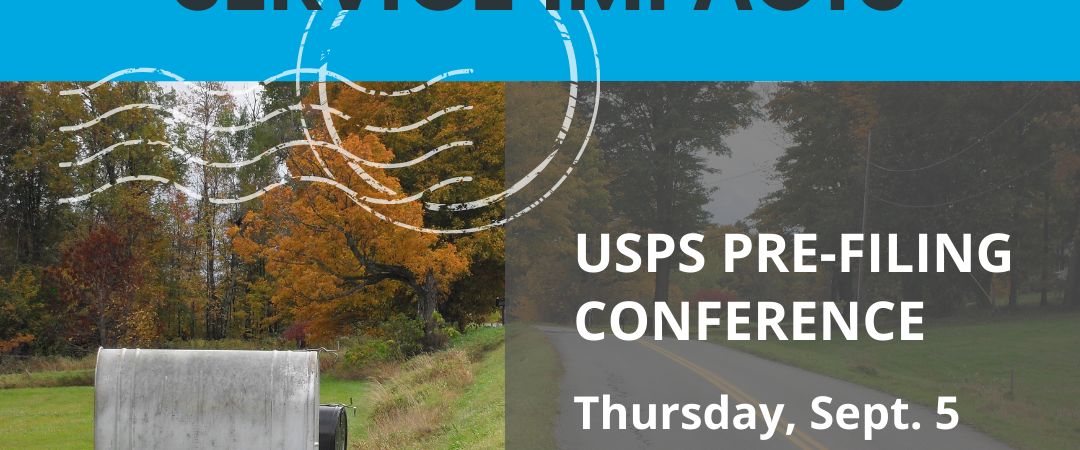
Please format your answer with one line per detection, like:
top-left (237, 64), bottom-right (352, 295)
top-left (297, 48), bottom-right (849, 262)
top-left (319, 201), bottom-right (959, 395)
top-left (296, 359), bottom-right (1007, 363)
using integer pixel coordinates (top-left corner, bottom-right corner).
top-left (95, 348), bottom-right (322, 450)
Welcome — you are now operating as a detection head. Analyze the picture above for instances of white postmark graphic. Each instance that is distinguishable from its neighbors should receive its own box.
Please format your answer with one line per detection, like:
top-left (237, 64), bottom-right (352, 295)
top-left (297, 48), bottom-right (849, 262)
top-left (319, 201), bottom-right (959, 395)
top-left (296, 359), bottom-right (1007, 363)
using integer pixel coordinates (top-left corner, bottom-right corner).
top-left (58, 2), bottom-right (600, 234)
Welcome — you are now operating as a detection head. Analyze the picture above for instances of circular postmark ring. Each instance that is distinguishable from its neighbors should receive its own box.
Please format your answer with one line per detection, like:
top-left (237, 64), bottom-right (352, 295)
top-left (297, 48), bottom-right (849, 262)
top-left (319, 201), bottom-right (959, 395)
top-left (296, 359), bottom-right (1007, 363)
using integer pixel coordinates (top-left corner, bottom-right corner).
top-left (292, 5), bottom-right (601, 234)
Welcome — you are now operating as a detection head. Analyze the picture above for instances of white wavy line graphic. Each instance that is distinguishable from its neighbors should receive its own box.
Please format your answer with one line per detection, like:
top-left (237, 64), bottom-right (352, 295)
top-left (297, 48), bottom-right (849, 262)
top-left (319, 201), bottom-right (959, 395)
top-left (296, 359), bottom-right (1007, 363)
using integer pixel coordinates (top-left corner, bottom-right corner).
top-left (59, 140), bottom-right (159, 168)
top-left (59, 68), bottom-right (264, 97)
top-left (59, 175), bottom-right (170, 205)
top-left (59, 176), bottom-right (290, 205)
top-left (426, 145), bottom-right (563, 212)
top-left (59, 102), bottom-right (349, 133)
top-left (61, 174), bottom-right (471, 208)
top-left (60, 139), bottom-right (473, 172)
top-left (415, 6), bottom-right (603, 228)
top-left (313, 63), bottom-right (399, 195)
top-left (60, 165), bottom-right (539, 235)
top-left (318, 65), bottom-right (345, 147)
top-left (372, 141), bottom-right (473, 169)
top-left (297, 8), bottom-right (320, 95)
top-left (301, 175), bottom-right (472, 205)
top-left (59, 104), bottom-right (159, 132)
top-left (330, 10), bottom-right (348, 30)
top-left (305, 175), bottom-right (506, 235)
top-left (60, 99), bottom-right (469, 136)
top-left (277, 68), bottom-right (475, 97)
top-left (383, 69), bottom-right (476, 97)
top-left (61, 67), bottom-right (474, 98)
top-left (58, 175), bottom-right (213, 205)
top-left (365, 105), bottom-right (474, 133)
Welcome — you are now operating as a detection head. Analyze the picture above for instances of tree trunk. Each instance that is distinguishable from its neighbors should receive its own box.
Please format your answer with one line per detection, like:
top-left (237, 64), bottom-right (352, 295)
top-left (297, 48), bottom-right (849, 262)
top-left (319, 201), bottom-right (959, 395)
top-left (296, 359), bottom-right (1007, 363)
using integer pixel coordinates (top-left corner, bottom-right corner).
top-left (1008, 265), bottom-right (1019, 309)
top-left (582, 272), bottom-right (598, 327)
top-left (1041, 191), bottom-right (1050, 307)
top-left (650, 139), bottom-right (677, 336)
top-left (1062, 195), bottom-right (1080, 308)
top-left (97, 290), bottom-right (109, 347)
top-left (206, 223), bottom-right (217, 339)
top-left (832, 269), bottom-right (856, 304)
top-left (985, 272), bottom-right (998, 311)
top-left (653, 258), bottom-right (672, 306)
top-left (98, 315), bottom-right (108, 347)
top-left (418, 268), bottom-right (439, 334)
top-left (1007, 203), bottom-right (1020, 310)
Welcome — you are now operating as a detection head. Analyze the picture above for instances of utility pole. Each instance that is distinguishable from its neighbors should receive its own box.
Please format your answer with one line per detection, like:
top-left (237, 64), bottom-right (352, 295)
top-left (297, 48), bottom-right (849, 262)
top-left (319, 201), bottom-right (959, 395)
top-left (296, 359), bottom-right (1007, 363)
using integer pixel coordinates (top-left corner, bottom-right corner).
top-left (857, 131), bottom-right (872, 303)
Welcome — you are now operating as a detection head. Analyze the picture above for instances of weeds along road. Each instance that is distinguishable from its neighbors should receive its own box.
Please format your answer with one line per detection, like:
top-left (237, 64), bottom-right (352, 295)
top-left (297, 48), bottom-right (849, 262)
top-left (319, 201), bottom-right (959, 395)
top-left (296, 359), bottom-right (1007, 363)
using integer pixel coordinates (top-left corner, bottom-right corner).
top-left (535, 326), bottom-right (1014, 450)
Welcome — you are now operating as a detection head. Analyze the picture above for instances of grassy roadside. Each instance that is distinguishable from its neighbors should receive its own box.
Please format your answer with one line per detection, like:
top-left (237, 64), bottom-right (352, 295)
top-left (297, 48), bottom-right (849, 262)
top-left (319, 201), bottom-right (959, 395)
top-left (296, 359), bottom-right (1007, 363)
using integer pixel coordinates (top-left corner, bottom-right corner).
top-left (0, 369), bottom-right (94, 389)
top-left (326, 326), bottom-right (506, 450)
top-left (0, 327), bottom-right (506, 450)
top-left (712, 311), bottom-right (1080, 450)
top-left (505, 325), bottom-right (563, 450)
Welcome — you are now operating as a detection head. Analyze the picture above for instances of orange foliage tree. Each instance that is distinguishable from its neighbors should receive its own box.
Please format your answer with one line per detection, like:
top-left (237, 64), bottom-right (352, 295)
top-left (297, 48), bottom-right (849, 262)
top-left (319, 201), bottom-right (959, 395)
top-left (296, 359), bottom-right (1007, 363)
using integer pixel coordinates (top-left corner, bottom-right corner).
top-left (314, 81), bottom-right (506, 325)
top-left (233, 132), bottom-right (470, 342)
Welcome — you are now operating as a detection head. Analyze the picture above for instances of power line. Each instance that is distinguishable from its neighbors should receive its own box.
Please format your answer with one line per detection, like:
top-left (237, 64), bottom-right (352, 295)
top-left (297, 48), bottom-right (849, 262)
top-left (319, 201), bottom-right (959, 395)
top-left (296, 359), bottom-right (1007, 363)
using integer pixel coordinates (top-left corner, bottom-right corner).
top-left (892, 103), bottom-right (949, 127)
top-left (869, 156), bottom-right (1054, 208)
top-left (857, 131), bottom-right (872, 302)
top-left (859, 83), bottom-right (1052, 173)
top-left (711, 196), bottom-right (761, 209)
top-left (704, 167), bottom-right (767, 187)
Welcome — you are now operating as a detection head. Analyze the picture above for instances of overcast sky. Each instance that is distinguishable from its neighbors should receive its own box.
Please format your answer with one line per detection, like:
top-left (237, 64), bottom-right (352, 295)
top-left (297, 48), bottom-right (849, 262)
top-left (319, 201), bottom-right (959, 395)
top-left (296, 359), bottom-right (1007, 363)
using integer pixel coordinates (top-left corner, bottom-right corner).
top-left (702, 111), bottom-right (789, 226)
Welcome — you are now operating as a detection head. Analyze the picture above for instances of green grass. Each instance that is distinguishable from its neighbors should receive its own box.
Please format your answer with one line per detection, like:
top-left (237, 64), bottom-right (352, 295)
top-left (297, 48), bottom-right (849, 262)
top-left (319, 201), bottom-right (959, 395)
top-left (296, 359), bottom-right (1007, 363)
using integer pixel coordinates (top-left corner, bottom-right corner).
top-left (0, 386), bottom-right (94, 450)
top-left (714, 311), bottom-right (1080, 450)
top-left (504, 325), bottom-right (563, 450)
top-left (994, 291), bottom-right (1063, 309)
top-left (0, 327), bottom-right (507, 450)
top-left (321, 375), bottom-right (373, 444)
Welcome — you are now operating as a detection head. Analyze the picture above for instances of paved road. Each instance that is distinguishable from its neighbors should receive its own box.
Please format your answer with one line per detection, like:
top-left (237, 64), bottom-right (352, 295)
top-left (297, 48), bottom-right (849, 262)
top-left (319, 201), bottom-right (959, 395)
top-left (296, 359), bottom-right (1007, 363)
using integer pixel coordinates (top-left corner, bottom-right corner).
top-left (537, 326), bottom-right (1014, 450)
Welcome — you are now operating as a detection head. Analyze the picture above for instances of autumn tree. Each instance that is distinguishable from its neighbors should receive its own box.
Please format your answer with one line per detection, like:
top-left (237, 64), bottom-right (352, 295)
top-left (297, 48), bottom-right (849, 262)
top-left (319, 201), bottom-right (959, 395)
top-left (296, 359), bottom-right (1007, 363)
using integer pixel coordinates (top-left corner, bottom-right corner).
top-left (51, 220), bottom-right (159, 348)
top-left (234, 131), bottom-right (469, 342)
top-left (313, 81), bottom-right (505, 325)
top-left (225, 82), bottom-right (311, 338)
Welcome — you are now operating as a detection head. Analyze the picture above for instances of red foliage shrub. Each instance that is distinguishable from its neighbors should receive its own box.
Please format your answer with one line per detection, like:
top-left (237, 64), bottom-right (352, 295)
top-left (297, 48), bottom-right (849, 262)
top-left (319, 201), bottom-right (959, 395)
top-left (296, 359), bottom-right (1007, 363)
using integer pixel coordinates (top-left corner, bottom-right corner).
top-left (283, 321), bottom-right (312, 348)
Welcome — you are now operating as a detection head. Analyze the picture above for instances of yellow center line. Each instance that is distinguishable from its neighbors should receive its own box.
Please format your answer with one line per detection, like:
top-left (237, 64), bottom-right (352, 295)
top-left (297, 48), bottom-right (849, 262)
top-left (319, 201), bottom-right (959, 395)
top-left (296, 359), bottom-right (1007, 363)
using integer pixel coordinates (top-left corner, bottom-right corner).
top-left (638, 339), bottom-right (831, 450)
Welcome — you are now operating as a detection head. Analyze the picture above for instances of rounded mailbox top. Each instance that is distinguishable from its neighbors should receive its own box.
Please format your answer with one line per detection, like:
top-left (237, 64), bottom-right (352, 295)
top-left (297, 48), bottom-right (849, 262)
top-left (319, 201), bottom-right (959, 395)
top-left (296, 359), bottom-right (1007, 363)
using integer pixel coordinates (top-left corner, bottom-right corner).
top-left (95, 348), bottom-right (320, 450)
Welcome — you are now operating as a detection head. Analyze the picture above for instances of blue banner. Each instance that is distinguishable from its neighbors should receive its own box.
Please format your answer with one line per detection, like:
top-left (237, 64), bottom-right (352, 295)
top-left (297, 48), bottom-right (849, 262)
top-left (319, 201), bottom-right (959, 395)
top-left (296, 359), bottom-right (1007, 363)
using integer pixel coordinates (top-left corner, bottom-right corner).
top-left (1, 1), bottom-right (1077, 81)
